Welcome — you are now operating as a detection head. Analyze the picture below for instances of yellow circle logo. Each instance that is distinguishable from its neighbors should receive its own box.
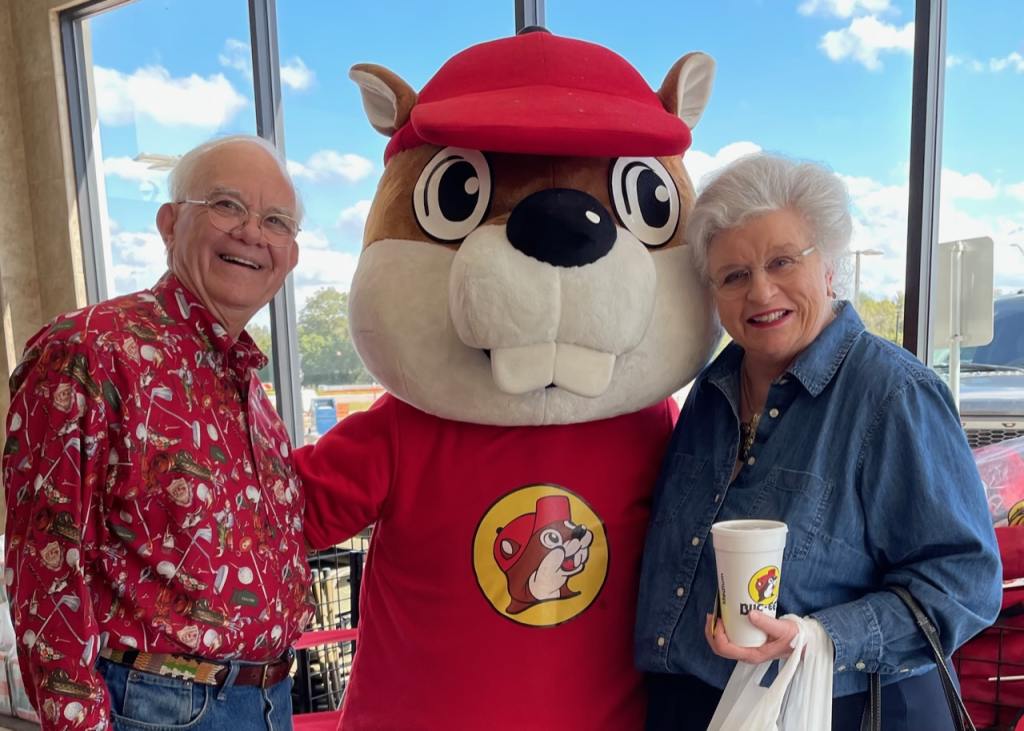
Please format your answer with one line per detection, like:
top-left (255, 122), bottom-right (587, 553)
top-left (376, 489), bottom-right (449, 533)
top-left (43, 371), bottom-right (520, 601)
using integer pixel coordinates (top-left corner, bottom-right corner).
top-left (747, 565), bottom-right (781, 606)
top-left (472, 484), bottom-right (608, 627)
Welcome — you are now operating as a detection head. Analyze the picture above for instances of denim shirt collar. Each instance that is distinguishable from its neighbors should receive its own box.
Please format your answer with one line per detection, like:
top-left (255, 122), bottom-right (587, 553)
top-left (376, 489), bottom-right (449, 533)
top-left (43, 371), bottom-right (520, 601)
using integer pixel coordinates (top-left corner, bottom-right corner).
top-left (703, 301), bottom-right (866, 402)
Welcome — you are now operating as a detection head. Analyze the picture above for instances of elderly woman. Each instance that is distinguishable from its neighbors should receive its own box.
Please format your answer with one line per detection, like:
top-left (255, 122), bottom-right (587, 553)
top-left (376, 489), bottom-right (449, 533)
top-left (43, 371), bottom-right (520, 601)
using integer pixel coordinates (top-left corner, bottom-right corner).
top-left (634, 153), bottom-right (1001, 730)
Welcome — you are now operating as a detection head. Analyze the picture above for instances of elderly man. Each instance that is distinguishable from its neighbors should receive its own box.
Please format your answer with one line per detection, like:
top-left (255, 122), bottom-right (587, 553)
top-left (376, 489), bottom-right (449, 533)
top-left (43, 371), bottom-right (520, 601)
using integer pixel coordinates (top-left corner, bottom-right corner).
top-left (3, 135), bottom-right (312, 730)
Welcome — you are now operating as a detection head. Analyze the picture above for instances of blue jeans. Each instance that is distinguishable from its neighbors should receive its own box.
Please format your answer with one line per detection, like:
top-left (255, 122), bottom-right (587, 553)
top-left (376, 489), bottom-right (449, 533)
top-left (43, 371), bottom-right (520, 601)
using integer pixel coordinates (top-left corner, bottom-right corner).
top-left (97, 656), bottom-right (294, 731)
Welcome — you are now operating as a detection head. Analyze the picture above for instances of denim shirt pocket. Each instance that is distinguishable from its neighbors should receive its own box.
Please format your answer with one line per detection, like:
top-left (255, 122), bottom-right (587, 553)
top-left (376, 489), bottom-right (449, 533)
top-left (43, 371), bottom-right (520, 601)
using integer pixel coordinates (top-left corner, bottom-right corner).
top-left (749, 468), bottom-right (833, 561)
top-left (651, 453), bottom-right (707, 526)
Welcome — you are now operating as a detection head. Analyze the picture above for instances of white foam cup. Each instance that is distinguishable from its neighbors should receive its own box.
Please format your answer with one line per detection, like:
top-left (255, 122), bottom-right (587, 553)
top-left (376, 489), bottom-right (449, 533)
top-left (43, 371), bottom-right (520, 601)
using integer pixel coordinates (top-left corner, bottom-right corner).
top-left (710, 519), bottom-right (788, 647)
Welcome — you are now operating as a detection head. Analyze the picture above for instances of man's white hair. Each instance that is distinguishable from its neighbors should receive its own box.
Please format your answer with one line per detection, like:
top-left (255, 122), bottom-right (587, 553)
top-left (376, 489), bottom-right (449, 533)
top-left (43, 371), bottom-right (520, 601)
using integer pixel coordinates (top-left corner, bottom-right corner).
top-left (167, 134), bottom-right (304, 221)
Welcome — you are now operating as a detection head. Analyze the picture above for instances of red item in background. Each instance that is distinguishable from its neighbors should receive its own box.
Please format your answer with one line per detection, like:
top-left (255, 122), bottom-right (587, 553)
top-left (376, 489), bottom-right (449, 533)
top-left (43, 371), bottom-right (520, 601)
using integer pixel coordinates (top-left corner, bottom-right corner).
top-left (955, 526), bottom-right (1024, 729)
top-left (975, 436), bottom-right (1024, 526)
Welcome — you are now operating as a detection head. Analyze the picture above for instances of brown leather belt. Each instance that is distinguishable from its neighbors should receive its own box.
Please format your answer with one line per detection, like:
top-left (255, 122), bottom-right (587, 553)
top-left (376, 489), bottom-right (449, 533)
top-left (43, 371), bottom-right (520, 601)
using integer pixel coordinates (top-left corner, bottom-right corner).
top-left (100, 647), bottom-right (292, 688)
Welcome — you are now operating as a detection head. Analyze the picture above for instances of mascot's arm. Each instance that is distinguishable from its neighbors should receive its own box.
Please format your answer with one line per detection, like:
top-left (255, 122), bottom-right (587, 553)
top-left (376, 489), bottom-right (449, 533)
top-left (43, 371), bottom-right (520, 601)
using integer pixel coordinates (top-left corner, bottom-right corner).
top-left (296, 396), bottom-right (397, 550)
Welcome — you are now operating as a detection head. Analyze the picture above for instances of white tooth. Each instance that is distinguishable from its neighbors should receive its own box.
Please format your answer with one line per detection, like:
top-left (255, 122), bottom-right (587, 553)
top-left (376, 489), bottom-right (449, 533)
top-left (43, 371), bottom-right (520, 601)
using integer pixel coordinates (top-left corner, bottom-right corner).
top-left (490, 343), bottom-right (555, 395)
top-left (553, 343), bottom-right (615, 398)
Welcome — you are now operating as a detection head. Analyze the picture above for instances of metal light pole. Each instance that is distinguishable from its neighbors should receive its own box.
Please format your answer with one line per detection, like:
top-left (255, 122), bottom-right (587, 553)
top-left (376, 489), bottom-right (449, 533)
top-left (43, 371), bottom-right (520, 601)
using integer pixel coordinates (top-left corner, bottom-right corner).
top-left (852, 249), bottom-right (884, 308)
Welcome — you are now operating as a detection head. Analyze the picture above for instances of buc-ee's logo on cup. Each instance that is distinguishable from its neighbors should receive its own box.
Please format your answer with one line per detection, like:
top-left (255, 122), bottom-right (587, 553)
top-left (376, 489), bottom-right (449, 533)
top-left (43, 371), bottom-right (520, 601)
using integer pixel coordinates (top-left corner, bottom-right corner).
top-left (740, 565), bottom-right (780, 615)
top-left (472, 484), bottom-right (608, 627)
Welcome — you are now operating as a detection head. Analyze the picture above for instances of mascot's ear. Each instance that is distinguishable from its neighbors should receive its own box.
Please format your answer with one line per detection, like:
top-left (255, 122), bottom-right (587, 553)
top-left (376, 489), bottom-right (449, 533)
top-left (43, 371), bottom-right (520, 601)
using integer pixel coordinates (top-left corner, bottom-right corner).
top-left (658, 52), bottom-right (716, 130)
top-left (349, 63), bottom-right (418, 137)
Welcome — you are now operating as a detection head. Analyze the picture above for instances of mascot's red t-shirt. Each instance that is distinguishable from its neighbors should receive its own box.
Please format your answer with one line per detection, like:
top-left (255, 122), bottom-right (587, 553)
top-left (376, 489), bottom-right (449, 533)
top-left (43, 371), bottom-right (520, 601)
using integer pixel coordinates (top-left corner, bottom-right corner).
top-left (297, 394), bottom-right (676, 730)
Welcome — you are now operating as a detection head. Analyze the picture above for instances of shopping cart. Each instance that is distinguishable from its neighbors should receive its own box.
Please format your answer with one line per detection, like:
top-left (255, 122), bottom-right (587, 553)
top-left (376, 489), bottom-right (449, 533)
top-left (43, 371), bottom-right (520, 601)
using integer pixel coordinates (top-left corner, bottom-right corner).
top-left (955, 526), bottom-right (1024, 731)
top-left (292, 535), bottom-right (369, 722)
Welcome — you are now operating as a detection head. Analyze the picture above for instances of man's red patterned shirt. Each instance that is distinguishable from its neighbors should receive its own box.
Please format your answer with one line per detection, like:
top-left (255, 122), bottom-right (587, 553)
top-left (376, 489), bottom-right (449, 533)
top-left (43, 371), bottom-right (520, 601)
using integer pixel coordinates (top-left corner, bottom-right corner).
top-left (3, 274), bottom-right (313, 729)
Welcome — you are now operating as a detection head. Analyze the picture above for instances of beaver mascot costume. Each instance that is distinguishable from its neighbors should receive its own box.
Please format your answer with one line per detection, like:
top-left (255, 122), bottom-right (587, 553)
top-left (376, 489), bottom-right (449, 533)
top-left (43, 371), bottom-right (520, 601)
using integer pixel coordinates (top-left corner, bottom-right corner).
top-left (297, 28), bottom-right (720, 729)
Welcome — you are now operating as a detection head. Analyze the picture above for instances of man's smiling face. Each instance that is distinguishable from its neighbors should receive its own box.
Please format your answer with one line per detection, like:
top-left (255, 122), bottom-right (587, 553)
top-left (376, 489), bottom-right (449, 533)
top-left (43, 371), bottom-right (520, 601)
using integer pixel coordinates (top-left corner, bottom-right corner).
top-left (158, 141), bottom-right (299, 338)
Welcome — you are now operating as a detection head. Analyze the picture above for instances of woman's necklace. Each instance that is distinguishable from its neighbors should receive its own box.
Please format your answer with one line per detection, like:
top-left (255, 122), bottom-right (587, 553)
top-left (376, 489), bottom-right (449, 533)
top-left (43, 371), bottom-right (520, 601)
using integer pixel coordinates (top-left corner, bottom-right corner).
top-left (738, 363), bottom-right (762, 462)
top-left (738, 411), bottom-right (761, 462)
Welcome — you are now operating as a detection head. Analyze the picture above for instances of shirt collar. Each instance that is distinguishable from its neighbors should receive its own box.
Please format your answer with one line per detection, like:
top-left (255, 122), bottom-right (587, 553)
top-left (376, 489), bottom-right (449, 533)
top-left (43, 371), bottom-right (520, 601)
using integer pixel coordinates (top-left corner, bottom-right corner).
top-left (151, 272), bottom-right (268, 376)
top-left (702, 300), bottom-right (866, 398)
top-left (786, 301), bottom-right (865, 396)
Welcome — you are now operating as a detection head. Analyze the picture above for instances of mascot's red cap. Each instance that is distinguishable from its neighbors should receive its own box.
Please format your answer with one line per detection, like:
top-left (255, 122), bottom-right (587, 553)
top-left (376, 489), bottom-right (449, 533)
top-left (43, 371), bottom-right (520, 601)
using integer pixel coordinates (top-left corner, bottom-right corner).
top-left (384, 29), bottom-right (691, 162)
top-left (493, 494), bottom-right (573, 572)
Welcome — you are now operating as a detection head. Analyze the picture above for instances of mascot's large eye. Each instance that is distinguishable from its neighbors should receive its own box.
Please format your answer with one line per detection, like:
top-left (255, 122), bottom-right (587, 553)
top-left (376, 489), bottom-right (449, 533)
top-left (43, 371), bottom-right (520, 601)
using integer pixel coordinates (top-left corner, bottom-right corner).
top-left (413, 147), bottom-right (492, 242)
top-left (539, 530), bottom-right (563, 550)
top-left (609, 157), bottom-right (679, 247)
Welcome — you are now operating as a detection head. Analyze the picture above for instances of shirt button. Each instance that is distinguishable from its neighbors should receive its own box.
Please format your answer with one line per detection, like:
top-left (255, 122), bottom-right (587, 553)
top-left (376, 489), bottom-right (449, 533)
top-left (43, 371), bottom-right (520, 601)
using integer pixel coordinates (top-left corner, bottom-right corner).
top-left (855, 661), bottom-right (866, 670)
top-left (769, 408), bottom-right (780, 418)
top-left (746, 456), bottom-right (756, 466)
top-left (713, 493), bottom-right (721, 503)
top-left (836, 665), bottom-right (846, 672)
top-left (691, 536), bottom-right (700, 546)
top-left (657, 636), bottom-right (666, 648)
top-left (676, 587), bottom-right (685, 597)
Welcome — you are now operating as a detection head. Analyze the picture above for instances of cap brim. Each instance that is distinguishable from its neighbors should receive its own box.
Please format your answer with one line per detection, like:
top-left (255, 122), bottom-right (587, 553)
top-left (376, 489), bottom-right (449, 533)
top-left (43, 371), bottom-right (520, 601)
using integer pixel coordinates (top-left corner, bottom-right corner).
top-left (409, 85), bottom-right (691, 158)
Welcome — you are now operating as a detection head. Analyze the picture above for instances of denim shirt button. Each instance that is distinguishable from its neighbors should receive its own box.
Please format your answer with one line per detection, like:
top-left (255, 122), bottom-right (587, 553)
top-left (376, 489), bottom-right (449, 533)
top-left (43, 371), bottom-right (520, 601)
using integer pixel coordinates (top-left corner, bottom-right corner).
top-left (769, 408), bottom-right (780, 418)
top-left (855, 661), bottom-right (866, 670)
top-left (746, 456), bottom-right (756, 466)
top-left (676, 587), bottom-right (685, 597)
top-left (836, 665), bottom-right (846, 672)
top-left (657, 636), bottom-right (666, 648)
top-left (714, 493), bottom-right (721, 503)
top-left (691, 536), bottom-right (700, 546)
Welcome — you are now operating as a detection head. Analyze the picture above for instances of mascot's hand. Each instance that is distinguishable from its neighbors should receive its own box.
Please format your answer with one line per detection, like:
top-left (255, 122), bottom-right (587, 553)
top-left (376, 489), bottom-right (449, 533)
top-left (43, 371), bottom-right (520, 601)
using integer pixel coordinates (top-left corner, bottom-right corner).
top-left (704, 610), bottom-right (801, 664)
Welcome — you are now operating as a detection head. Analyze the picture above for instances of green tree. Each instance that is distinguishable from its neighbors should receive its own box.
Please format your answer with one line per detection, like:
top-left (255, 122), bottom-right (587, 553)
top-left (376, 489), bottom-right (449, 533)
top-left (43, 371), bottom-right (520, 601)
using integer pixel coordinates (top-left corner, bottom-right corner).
top-left (857, 292), bottom-right (905, 346)
top-left (297, 287), bottom-right (373, 386)
top-left (248, 323), bottom-right (274, 383)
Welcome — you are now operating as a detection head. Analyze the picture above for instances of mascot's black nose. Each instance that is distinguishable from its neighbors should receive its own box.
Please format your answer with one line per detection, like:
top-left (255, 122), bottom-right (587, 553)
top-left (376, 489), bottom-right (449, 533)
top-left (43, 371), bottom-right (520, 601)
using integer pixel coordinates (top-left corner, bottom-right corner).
top-left (506, 189), bottom-right (616, 268)
top-left (571, 525), bottom-right (586, 540)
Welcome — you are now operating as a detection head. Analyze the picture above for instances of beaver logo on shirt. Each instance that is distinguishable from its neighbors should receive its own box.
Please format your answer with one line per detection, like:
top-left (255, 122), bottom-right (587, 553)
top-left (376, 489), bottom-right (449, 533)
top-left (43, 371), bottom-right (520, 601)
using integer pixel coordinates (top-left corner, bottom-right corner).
top-left (473, 485), bottom-right (608, 627)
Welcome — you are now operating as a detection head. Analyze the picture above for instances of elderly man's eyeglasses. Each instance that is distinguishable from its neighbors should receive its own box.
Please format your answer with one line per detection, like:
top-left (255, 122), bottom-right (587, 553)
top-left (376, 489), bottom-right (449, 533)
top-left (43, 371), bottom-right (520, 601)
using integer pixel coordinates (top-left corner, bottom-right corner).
top-left (179, 195), bottom-right (300, 247)
top-left (711, 246), bottom-right (817, 298)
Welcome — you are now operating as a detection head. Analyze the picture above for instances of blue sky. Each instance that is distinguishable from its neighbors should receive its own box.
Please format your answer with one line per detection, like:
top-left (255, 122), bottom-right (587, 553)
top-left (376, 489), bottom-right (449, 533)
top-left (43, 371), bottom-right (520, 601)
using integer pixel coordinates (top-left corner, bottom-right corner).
top-left (87, 0), bottom-right (1024, 308)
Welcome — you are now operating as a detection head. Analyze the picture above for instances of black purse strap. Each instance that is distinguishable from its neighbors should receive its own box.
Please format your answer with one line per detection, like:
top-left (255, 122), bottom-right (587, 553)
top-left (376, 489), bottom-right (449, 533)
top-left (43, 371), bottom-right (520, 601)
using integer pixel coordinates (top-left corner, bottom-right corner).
top-left (860, 585), bottom-right (976, 731)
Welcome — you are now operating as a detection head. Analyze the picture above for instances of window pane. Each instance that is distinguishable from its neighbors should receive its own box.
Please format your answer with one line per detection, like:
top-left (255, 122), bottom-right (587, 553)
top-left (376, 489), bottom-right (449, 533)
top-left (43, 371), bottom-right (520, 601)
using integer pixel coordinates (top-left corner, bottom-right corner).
top-left (547, 1), bottom-right (914, 344)
top-left (74, 1), bottom-right (286, 410)
top-left (934, 1), bottom-right (1024, 524)
top-left (276, 2), bottom-right (510, 443)
top-left (81, 0), bottom-right (255, 298)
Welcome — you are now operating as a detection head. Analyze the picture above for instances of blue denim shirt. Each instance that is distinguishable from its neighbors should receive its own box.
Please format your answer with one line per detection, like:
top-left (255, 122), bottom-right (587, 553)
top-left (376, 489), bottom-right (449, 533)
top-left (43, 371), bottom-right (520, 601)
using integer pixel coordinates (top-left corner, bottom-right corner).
top-left (635, 301), bottom-right (1001, 696)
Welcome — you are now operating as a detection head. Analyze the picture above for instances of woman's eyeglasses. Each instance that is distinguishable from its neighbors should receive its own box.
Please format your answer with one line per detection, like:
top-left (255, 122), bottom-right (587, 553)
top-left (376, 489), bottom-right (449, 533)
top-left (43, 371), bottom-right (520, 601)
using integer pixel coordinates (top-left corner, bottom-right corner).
top-left (710, 246), bottom-right (817, 298)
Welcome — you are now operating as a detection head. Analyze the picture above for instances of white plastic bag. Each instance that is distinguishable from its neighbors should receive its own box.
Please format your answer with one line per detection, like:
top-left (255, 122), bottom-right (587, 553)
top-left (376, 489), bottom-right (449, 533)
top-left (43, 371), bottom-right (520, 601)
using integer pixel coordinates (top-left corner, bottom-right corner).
top-left (707, 615), bottom-right (834, 731)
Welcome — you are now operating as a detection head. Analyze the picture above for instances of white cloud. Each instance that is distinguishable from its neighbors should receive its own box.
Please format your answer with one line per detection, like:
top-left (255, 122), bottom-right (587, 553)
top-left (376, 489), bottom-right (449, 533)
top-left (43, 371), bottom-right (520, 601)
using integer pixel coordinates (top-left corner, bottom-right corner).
top-left (684, 141), bottom-right (763, 190)
top-left (336, 200), bottom-right (373, 239)
top-left (281, 57), bottom-right (315, 91)
top-left (109, 229), bottom-right (168, 294)
top-left (989, 52), bottom-right (1024, 73)
top-left (946, 55), bottom-right (963, 69)
top-left (819, 16), bottom-right (914, 70)
top-left (1007, 182), bottom-right (1024, 202)
top-left (218, 38), bottom-right (250, 75)
top-left (798, 0), bottom-right (892, 18)
top-left (941, 169), bottom-right (998, 201)
top-left (297, 229), bottom-right (331, 250)
top-left (104, 156), bottom-right (167, 185)
top-left (294, 248), bottom-right (360, 309)
top-left (94, 65), bottom-right (247, 128)
top-left (288, 150), bottom-right (373, 183)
